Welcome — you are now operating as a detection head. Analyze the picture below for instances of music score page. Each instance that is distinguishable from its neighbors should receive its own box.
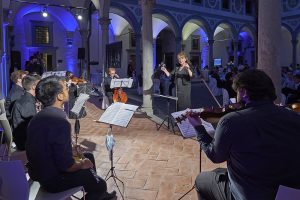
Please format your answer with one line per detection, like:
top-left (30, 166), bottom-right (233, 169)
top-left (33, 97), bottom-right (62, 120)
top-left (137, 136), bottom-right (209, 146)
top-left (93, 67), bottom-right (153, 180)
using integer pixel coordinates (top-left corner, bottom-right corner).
top-left (98, 102), bottom-right (138, 127)
top-left (172, 108), bottom-right (215, 139)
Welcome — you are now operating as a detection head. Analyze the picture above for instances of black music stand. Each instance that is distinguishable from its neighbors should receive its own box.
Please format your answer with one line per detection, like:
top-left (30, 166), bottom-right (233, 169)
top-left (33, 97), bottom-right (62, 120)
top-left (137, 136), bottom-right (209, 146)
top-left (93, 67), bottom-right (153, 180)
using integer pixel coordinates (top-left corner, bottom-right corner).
top-left (104, 124), bottom-right (124, 200)
top-left (153, 94), bottom-right (178, 134)
top-left (98, 102), bottom-right (139, 200)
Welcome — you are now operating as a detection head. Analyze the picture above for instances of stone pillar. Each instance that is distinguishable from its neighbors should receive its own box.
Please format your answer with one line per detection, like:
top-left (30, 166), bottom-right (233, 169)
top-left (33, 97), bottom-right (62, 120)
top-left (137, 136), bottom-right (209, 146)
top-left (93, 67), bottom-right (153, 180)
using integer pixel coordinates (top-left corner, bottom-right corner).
top-left (291, 39), bottom-right (298, 68)
top-left (233, 40), bottom-right (239, 68)
top-left (99, 17), bottom-right (111, 80)
top-left (208, 39), bottom-right (214, 69)
top-left (258, 0), bottom-right (281, 102)
top-left (175, 37), bottom-right (182, 55)
top-left (135, 33), bottom-right (142, 77)
top-left (141, 0), bottom-right (155, 114)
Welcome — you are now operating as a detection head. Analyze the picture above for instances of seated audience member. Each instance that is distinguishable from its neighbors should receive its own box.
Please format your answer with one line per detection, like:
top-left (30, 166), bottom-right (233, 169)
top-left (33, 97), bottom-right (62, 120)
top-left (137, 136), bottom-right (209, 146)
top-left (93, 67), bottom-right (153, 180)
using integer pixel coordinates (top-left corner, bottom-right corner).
top-left (5, 70), bottom-right (29, 122)
top-left (282, 73), bottom-right (300, 104)
top-left (103, 67), bottom-right (119, 105)
top-left (12, 75), bottom-right (41, 150)
top-left (26, 76), bottom-right (116, 200)
top-left (187, 69), bottom-right (300, 200)
top-left (220, 72), bottom-right (237, 99)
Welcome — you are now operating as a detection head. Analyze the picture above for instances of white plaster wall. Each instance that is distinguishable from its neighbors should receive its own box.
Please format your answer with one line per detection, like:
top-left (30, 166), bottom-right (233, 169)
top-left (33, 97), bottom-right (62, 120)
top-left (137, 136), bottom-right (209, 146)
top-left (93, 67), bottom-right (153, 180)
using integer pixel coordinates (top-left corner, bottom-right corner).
top-left (213, 39), bottom-right (230, 67)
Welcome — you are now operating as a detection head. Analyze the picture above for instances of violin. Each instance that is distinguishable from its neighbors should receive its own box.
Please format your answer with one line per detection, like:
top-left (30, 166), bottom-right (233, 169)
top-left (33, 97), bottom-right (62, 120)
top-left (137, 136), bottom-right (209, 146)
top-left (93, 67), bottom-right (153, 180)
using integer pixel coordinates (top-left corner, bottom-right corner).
top-left (176, 103), bottom-right (245, 124)
top-left (113, 88), bottom-right (128, 103)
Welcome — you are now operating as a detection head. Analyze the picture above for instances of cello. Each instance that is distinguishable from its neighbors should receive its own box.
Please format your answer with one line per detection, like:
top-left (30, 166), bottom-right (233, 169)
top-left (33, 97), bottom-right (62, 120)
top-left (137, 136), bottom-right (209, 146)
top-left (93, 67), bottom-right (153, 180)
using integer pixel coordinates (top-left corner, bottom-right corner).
top-left (112, 88), bottom-right (128, 103)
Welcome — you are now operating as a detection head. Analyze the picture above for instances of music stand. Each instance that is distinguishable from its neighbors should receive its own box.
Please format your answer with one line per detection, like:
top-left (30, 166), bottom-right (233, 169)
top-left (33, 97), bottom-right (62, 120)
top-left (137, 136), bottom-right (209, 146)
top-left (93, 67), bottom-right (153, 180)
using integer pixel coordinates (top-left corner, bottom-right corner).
top-left (173, 110), bottom-right (215, 200)
top-left (70, 93), bottom-right (90, 144)
top-left (110, 78), bottom-right (133, 89)
top-left (153, 94), bottom-right (178, 134)
top-left (98, 102), bottom-right (139, 200)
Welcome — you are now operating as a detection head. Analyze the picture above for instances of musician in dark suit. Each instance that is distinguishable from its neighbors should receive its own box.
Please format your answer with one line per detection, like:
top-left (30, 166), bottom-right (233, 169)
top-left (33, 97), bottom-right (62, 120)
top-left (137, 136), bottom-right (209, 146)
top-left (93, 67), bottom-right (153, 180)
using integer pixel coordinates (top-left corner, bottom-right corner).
top-left (187, 69), bottom-right (300, 200)
top-left (26, 76), bottom-right (116, 200)
top-left (103, 67), bottom-right (119, 105)
top-left (11, 74), bottom-right (40, 150)
top-left (5, 70), bottom-right (29, 123)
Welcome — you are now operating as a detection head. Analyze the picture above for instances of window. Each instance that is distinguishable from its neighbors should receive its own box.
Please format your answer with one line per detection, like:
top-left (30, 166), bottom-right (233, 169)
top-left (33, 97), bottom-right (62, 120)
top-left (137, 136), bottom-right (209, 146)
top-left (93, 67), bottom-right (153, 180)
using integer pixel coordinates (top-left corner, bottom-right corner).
top-left (222, 0), bottom-right (230, 10)
top-left (31, 21), bottom-right (53, 46)
top-left (130, 30), bottom-right (136, 48)
top-left (193, 0), bottom-right (202, 4)
top-left (34, 26), bottom-right (49, 44)
top-left (245, 0), bottom-right (252, 15)
top-left (191, 36), bottom-right (200, 51)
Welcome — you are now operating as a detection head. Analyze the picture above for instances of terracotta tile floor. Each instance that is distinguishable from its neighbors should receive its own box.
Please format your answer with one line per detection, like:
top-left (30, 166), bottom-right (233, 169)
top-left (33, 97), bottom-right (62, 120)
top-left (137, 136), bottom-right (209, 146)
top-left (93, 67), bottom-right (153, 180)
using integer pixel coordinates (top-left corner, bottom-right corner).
top-left (71, 99), bottom-right (225, 200)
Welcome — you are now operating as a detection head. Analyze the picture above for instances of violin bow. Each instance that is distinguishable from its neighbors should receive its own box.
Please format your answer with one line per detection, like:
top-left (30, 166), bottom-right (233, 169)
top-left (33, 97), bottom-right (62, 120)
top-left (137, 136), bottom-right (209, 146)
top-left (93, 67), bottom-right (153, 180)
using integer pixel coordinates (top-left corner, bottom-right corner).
top-left (200, 78), bottom-right (222, 108)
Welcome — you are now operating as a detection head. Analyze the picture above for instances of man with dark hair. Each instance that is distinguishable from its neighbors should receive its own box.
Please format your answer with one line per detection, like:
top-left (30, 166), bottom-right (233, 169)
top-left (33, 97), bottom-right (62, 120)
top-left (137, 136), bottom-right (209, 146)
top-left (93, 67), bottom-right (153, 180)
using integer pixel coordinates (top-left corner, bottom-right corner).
top-left (26, 76), bottom-right (116, 200)
top-left (11, 74), bottom-right (41, 150)
top-left (187, 69), bottom-right (300, 200)
top-left (5, 70), bottom-right (29, 122)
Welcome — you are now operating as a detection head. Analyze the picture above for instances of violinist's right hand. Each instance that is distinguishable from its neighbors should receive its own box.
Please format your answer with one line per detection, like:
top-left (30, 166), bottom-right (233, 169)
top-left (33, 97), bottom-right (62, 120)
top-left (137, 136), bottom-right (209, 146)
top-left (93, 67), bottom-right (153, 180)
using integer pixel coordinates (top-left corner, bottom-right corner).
top-left (186, 112), bottom-right (202, 127)
top-left (80, 158), bottom-right (94, 169)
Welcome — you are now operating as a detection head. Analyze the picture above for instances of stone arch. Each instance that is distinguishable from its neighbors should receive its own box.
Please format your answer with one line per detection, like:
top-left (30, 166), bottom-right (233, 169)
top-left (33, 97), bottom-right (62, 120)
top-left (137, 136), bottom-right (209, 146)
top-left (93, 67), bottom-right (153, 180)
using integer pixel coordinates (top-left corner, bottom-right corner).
top-left (180, 15), bottom-right (211, 37)
top-left (213, 20), bottom-right (238, 39)
top-left (110, 2), bottom-right (140, 34)
top-left (152, 9), bottom-right (180, 38)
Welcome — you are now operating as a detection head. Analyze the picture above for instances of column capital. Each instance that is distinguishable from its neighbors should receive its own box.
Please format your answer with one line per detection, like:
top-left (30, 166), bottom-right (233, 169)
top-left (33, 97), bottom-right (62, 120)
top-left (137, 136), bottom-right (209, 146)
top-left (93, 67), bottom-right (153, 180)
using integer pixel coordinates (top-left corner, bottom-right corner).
top-left (98, 17), bottom-right (111, 27)
top-left (139, 0), bottom-right (155, 7)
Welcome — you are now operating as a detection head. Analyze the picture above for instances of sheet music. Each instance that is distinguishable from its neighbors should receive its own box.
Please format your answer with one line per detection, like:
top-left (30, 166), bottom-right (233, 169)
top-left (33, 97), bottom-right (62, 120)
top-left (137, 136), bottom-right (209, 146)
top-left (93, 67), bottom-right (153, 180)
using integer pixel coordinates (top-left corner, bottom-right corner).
top-left (71, 93), bottom-right (90, 115)
top-left (110, 78), bottom-right (133, 89)
top-left (171, 108), bottom-right (215, 138)
top-left (42, 71), bottom-right (66, 79)
top-left (98, 102), bottom-right (138, 127)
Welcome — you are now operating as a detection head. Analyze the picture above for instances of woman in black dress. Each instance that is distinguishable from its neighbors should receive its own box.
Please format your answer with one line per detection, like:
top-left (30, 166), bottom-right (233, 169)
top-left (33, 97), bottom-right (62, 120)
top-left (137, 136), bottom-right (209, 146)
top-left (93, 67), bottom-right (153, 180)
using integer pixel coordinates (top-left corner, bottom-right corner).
top-left (161, 51), bottom-right (194, 111)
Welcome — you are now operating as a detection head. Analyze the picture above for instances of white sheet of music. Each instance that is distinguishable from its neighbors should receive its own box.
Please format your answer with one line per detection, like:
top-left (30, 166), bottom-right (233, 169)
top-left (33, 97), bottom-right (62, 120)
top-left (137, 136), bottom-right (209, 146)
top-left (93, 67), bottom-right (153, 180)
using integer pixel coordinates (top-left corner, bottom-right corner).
top-left (98, 102), bottom-right (138, 127)
top-left (42, 71), bottom-right (66, 79)
top-left (172, 108), bottom-right (215, 138)
top-left (110, 78), bottom-right (133, 89)
top-left (71, 93), bottom-right (90, 115)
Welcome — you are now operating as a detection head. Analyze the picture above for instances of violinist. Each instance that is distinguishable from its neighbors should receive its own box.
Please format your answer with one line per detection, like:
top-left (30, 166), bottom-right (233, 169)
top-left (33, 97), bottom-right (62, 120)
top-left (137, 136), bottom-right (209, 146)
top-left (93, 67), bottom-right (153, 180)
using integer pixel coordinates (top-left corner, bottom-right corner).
top-left (187, 69), bottom-right (300, 200)
top-left (161, 51), bottom-right (194, 111)
top-left (103, 67), bottom-right (120, 105)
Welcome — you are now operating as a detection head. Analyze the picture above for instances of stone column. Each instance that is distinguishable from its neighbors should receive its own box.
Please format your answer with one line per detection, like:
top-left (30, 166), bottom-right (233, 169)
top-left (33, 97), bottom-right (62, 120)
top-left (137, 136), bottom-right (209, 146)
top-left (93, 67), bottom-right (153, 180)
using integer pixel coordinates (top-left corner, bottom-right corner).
top-left (141, 0), bottom-right (155, 114)
top-left (291, 39), bottom-right (298, 68)
top-left (175, 37), bottom-right (182, 55)
top-left (99, 17), bottom-right (111, 80)
top-left (233, 40), bottom-right (239, 68)
top-left (208, 39), bottom-right (214, 69)
top-left (258, 0), bottom-right (281, 102)
top-left (135, 33), bottom-right (142, 77)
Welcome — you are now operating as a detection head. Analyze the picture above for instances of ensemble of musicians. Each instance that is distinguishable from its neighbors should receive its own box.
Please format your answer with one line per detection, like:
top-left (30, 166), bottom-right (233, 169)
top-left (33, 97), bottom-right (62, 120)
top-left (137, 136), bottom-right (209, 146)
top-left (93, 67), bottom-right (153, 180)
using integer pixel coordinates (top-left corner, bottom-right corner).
top-left (1, 50), bottom-right (300, 200)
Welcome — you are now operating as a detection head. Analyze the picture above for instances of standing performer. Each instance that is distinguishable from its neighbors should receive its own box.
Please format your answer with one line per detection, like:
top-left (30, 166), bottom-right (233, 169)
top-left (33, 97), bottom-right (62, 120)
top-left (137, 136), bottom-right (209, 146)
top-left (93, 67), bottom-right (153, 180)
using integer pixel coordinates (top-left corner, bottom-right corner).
top-left (161, 51), bottom-right (194, 111)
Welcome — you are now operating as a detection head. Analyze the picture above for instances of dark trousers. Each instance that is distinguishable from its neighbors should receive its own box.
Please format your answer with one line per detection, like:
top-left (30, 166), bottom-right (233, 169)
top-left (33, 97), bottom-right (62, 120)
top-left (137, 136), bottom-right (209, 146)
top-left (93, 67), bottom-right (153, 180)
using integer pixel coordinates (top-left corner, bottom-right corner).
top-left (41, 152), bottom-right (108, 200)
top-left (195, 168), bottom-right (233, 200)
